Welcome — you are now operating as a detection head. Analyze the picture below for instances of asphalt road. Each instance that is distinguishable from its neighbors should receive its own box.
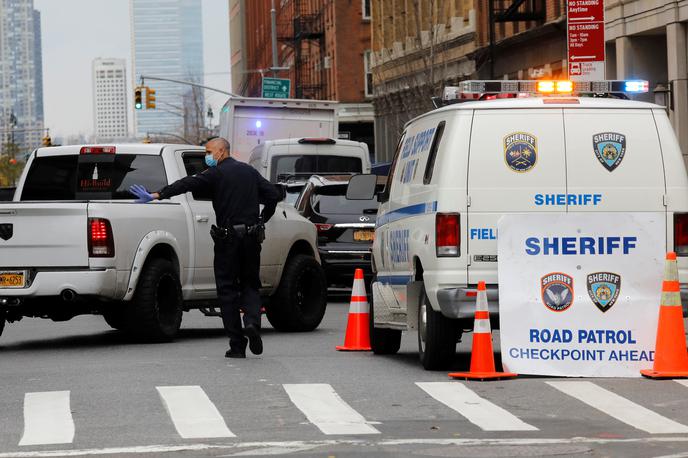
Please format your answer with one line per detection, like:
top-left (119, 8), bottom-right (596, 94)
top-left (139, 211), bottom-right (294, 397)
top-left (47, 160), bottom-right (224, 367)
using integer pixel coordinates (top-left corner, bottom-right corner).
top-left (1, 301), bottom-right (688, 458)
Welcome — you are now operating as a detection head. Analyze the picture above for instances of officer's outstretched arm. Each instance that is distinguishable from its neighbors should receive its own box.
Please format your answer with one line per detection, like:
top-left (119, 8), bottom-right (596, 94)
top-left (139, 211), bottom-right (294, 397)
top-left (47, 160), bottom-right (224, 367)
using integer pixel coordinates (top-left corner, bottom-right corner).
top-left (157, 169), bottom-right (215, 200)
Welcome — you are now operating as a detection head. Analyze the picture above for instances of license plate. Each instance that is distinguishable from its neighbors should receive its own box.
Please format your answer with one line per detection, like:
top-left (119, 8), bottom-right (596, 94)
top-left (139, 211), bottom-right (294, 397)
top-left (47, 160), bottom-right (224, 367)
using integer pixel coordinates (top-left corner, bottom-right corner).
top-left (353, 229), bottom-right (375, 242)
top-left (0, 271), bottom-right (25, 288)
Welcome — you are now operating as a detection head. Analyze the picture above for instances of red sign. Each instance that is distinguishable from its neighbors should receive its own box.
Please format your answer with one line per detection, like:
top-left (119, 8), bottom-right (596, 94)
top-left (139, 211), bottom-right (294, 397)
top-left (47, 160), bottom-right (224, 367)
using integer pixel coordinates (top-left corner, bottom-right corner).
top-left (567, 0), bottom-right (605, 80)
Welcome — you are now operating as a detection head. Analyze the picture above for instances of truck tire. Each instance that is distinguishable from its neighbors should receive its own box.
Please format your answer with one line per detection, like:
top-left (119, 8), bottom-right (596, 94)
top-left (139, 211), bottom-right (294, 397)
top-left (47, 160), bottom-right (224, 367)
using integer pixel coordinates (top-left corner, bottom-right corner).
top-left (418, 287), bottom-right (457, 370)
top-left (125, 258), bottom-right (183, 342)
top-left (266, 254), bottom-right (327, 332)
top-left (369, 280), bottom-right (401, 355)
top-left (0, 309), bottom-right (5, 338)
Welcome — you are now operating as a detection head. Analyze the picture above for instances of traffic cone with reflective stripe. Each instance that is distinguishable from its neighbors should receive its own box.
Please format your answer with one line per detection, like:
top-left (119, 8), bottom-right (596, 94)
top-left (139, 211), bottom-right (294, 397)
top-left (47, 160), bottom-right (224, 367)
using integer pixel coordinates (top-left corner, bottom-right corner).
top-left (336, 268), bottom-right (371, 351)
top-left (641, 252), bottom-right (688, 378)
top-left (448, 281), bottom-right (517, 380)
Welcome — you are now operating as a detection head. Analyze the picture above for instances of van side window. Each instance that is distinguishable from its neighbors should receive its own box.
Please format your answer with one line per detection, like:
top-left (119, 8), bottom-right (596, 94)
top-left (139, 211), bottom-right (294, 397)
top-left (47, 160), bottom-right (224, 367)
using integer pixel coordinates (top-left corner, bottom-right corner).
top-left (379, 132), bottom-right (406, 203)
top-left (423, 121), bottom-right (446, 184)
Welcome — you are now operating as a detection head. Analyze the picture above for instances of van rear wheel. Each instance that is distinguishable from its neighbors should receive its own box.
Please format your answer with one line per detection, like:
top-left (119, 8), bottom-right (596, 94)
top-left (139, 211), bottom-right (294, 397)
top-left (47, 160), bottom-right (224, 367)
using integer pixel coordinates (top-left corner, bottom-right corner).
top-left (418, 287), bottom-right (457, 370)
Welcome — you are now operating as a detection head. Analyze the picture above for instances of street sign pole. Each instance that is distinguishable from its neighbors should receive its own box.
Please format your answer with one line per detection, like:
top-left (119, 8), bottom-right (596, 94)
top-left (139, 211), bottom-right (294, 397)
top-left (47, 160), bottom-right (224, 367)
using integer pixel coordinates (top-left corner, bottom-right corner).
top-left (567, 0), bottom-right (605, 81)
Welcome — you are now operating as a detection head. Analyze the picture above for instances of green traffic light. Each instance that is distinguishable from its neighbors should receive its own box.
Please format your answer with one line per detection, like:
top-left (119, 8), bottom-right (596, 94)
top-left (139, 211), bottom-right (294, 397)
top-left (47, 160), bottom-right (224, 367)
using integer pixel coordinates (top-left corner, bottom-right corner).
top-left (135, 102), bottom-right (143, 110)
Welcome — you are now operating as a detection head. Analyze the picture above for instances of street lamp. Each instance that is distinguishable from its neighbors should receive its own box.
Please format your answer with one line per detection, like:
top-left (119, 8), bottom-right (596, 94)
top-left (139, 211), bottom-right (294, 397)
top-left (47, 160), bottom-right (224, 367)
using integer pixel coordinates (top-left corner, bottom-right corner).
top-left (653, 82), bottom-right (672, 110)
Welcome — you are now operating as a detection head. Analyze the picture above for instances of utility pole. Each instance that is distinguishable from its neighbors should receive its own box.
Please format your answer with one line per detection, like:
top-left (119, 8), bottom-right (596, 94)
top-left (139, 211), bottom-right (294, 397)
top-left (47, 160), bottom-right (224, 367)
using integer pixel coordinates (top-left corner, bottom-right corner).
top-left (269, 0), bottom-right (289, 75)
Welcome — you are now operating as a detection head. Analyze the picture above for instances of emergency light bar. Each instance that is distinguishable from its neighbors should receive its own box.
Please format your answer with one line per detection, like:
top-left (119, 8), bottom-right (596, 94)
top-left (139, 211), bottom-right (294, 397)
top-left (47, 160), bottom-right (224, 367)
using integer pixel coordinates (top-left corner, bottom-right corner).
top-left (444, 80), bottom-right (649, 100)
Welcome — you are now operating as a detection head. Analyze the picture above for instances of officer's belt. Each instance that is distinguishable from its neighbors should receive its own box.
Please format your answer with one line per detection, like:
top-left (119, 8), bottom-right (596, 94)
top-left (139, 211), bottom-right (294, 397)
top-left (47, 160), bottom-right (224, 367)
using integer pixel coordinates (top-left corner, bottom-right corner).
top-left (220, 223), bottom-right (260, 237)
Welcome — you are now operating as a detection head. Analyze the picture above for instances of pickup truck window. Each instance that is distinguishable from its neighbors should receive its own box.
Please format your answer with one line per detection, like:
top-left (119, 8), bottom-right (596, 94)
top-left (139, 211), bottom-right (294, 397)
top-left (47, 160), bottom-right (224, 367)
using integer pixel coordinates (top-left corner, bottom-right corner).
top-left (181, 153), bottom-right (212, 200)
top-left (21, 154), bottom-right (167, 200)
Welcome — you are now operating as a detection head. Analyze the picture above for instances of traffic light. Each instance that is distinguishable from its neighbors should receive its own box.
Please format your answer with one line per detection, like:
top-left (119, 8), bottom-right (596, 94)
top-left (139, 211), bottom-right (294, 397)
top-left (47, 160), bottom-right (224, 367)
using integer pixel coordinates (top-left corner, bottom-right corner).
top-left (145, 87), bottom-right (156, 109)
top-left (42, 135), bottom-right (52, 147)
top-left (134, 86), bottom-right (143, 110)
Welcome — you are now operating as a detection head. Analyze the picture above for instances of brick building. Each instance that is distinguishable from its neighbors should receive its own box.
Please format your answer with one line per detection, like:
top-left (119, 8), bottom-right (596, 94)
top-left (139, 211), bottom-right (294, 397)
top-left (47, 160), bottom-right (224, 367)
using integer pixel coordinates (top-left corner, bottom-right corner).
top-left (231, 0), bottom-right (375, 157)
top-left (371, 0), bottom-right (567, 161)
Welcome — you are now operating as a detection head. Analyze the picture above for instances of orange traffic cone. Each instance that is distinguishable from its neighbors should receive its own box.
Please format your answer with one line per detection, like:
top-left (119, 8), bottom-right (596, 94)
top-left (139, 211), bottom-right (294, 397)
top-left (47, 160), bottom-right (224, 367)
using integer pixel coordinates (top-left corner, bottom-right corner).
top-left (448, 281), bottom-right (517, 380)
top-left (641, 252), bottom-right (688, 378)
top-left (336, 269), bottom-right (371, 351)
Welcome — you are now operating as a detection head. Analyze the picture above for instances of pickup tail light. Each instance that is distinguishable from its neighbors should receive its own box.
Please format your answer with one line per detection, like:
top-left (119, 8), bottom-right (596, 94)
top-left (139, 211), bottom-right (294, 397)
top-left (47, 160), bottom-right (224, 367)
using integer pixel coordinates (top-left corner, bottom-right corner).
top-left (436, 213), bottom-right (460, 257)
top-left (315, 223), bottom-right (333, 233)
top-left (674, 213), bottom-right (688, 256)
top-left (88, 218), bottom-right (115, 257)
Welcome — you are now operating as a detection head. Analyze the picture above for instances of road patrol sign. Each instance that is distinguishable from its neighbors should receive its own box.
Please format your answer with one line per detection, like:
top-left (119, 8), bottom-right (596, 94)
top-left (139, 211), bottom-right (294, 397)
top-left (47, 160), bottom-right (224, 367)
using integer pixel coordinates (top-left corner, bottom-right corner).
top-left (593, 132), bottom-right (626, 172)
top-left (262, 77), bottom-right (291, 99)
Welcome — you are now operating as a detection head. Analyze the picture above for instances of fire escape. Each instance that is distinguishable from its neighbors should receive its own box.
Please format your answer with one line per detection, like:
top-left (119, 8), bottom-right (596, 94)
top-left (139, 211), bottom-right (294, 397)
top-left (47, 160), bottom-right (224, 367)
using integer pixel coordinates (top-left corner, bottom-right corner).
top-left (277, 0), bottom-right (325, 100)
top-left (488, 0), bottom-right (547, 77)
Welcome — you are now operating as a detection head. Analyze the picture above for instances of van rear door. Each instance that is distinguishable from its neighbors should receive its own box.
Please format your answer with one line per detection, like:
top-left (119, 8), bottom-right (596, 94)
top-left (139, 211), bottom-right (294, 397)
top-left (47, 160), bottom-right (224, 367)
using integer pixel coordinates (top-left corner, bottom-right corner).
top-left (467, 108), bottom-right (566, 284)
top-left (563, 108), bottom-right (665, 213)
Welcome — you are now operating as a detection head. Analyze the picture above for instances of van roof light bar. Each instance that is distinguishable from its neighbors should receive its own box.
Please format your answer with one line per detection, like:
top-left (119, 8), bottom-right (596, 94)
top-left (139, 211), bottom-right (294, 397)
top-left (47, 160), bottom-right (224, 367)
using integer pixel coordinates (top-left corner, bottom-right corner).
top-left (443, 80), bottom-right (649, 100)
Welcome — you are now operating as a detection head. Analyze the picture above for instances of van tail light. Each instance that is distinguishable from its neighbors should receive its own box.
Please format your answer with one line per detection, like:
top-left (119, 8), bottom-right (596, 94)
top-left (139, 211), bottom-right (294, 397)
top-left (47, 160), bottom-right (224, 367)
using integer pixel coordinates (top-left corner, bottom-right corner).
top-left (436, 213), bottom-right (460, 257)
top-left (674, 213), bottom-right (688, 256)
top-left (88, 218), bottom-right (115, 257)
top-left (315, 223), bottom-right (333, 233)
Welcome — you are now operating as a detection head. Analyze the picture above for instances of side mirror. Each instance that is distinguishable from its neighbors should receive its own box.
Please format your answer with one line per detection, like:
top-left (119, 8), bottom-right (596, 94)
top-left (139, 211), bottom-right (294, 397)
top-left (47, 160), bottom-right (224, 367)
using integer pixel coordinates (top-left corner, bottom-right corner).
top-left (346, 174), bottom-right (377, 200)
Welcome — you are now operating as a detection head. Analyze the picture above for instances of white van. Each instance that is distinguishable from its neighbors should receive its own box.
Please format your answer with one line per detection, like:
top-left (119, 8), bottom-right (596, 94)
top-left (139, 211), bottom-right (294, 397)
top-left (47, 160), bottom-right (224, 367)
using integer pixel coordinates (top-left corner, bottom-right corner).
top-left (351, 80), bottom-right (688, 370)
top-left (248, 138), bottom-right (372, 204)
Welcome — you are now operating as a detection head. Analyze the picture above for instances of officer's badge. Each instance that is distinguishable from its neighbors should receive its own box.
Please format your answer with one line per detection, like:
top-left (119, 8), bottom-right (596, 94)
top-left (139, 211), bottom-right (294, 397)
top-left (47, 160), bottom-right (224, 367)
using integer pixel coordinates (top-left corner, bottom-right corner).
top-left (504, 132), bottom-right (537, 172)
top-left (593, 132), bottom-right (626, 172)
top-left (586, 272), bottom-right (621, 312)
top-left (541, 272), bottom-right (574, 312)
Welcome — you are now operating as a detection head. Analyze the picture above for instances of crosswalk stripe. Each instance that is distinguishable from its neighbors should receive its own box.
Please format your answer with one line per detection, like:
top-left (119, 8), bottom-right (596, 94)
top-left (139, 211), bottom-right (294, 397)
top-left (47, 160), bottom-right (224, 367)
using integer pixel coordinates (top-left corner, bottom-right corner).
top-left (283, 384), bottom-right (380, 435)
top-left (547, 381), bottom-right (688, 434)
top-left (674, 380), bottom-right (688, 389)
top-left (416, 382), bottom-right (538, 431)
top-left (19, 391), bottom-right (75, 446)
top-left (156, 386), bottom-right (235, 439)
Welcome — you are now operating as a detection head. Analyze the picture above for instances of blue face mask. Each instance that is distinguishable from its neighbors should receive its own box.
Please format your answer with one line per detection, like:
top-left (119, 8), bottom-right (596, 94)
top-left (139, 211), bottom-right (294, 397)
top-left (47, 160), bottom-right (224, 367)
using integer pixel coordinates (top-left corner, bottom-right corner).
top-left (205, 154), bottom-right (218, 167)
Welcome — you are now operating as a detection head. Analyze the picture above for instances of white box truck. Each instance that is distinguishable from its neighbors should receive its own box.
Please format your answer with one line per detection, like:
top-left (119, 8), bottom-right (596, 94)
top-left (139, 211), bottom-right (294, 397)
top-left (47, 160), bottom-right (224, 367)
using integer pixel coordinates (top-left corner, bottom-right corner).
top-left (218, 97), bottom-right (338, 163)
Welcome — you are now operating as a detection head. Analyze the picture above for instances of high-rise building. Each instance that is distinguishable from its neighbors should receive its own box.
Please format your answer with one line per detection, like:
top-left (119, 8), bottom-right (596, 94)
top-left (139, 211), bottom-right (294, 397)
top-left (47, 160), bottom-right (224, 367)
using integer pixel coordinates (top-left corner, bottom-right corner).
top-left (0, 0), bottom-right (44, 152)
top-left (92, 58), bottom-right (129, 140)
top-left (130, 0), bottom-right (204, 138)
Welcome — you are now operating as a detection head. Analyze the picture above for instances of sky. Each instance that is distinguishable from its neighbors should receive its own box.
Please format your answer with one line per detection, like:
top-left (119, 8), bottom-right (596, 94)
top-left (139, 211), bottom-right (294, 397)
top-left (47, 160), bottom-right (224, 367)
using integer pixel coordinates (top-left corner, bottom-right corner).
top-left (33, 0), bottom-right (231, 141)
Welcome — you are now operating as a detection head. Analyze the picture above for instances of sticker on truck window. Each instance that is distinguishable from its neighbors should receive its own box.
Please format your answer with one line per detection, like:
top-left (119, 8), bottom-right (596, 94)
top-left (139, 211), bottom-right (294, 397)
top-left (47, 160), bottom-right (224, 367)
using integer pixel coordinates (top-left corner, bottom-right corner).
top-left (504, 132), bottom-right (537, 173)
top-left (593, 132), bottom-right (626, 172)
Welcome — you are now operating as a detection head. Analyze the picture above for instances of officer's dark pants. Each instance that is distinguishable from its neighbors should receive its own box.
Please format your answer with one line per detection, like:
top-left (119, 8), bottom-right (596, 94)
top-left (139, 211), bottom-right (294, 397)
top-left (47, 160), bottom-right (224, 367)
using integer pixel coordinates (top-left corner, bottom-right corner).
top-left (213, 234), bottom-right (262, 351)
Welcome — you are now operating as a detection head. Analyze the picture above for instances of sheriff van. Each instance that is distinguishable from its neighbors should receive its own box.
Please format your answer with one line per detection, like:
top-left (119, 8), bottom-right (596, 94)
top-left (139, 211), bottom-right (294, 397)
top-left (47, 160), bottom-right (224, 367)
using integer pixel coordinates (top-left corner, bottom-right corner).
top-left (348, 80), bottom-right (688, 370)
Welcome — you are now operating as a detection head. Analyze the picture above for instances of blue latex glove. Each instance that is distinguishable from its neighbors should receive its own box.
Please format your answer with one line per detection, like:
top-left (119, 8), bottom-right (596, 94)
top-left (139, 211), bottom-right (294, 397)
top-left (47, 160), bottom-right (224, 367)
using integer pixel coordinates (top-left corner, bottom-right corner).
top-left (129, 184), bottom-right (155, 203)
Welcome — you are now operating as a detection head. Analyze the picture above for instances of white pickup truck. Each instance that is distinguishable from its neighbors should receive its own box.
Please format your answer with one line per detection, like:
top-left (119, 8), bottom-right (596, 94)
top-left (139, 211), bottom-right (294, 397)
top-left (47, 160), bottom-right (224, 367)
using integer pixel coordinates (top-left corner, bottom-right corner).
top-left (0, 144), bottom-right (327, 341)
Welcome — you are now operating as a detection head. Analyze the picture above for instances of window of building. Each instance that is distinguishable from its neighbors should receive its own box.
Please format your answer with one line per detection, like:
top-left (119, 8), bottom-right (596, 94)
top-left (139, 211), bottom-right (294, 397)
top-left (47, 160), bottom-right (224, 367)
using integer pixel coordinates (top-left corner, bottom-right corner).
top-left (362, 0), bottom-right (371, 20)
top-left (364, 50), bottom-right (373, 97)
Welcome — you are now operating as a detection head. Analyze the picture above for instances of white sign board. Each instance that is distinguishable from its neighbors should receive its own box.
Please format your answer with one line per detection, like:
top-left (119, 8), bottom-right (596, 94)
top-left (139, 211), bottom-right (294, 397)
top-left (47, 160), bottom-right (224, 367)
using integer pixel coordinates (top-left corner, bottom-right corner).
top-left (498, 213), bottom-right (664, 377)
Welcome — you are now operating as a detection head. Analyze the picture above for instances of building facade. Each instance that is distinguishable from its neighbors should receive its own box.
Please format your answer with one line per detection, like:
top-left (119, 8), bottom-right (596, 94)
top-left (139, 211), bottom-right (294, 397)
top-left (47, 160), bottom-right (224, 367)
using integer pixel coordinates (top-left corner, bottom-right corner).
top-left (0, 0), bottom-right (44, 152)
top-left (236, 0), bottom-right (376, 157)
top-left (92, 58), bottom-right (129, 140)
top-left (606, 0), bottom-right (688, 166)
top-left (130, 0), bottom-right (204, 138)
top-left (371, 0), bottom-right (568, 161)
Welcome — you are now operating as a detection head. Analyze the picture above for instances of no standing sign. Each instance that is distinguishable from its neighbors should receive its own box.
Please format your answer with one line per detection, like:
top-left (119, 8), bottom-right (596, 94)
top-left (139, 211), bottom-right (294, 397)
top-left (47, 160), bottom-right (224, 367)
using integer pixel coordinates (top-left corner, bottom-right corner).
top-left (567, 0), bottom-right (605, 81)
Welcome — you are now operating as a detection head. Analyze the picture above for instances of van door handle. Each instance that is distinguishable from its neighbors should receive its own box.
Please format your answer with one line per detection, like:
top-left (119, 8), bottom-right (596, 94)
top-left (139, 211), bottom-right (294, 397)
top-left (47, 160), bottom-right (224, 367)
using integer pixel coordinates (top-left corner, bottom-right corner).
top-left (196, 215), bottom-right (209, 223)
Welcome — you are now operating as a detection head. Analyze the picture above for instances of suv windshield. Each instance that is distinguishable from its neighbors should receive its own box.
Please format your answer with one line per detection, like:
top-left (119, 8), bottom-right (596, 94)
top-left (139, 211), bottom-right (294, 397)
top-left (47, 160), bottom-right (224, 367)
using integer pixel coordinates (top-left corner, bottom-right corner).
top-left (272, 155), bottom-right (362, 182)
top-left (21, 154), bottom-right (167, 200)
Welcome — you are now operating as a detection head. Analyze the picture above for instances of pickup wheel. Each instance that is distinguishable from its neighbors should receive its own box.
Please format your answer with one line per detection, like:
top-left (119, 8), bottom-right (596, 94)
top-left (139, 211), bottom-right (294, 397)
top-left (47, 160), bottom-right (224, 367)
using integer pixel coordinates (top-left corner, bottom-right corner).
top-left (369, 280), bottom-right (402, 355)
top-left (0, 309), bottom-right (5, 338)
top-left (266, 254), bottom-right (327, 332)
top-left (102, 308), bottom-right (126, 331)
top-left (418, 287), bottom-right (457, 370)
top-left (126, 258), bottom-right (183, 342)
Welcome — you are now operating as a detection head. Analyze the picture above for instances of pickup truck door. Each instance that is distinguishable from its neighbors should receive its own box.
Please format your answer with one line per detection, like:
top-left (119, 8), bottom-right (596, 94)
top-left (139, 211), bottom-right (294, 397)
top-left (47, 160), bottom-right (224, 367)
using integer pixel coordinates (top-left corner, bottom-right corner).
top-left (178, 152), bottom-right (216, 293)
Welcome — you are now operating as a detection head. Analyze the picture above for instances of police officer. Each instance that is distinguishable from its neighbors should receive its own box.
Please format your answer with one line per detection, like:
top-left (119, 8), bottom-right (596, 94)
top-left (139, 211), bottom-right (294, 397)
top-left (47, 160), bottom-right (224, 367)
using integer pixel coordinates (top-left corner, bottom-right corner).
top-left (129, 137), bottom-right (281, 358)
